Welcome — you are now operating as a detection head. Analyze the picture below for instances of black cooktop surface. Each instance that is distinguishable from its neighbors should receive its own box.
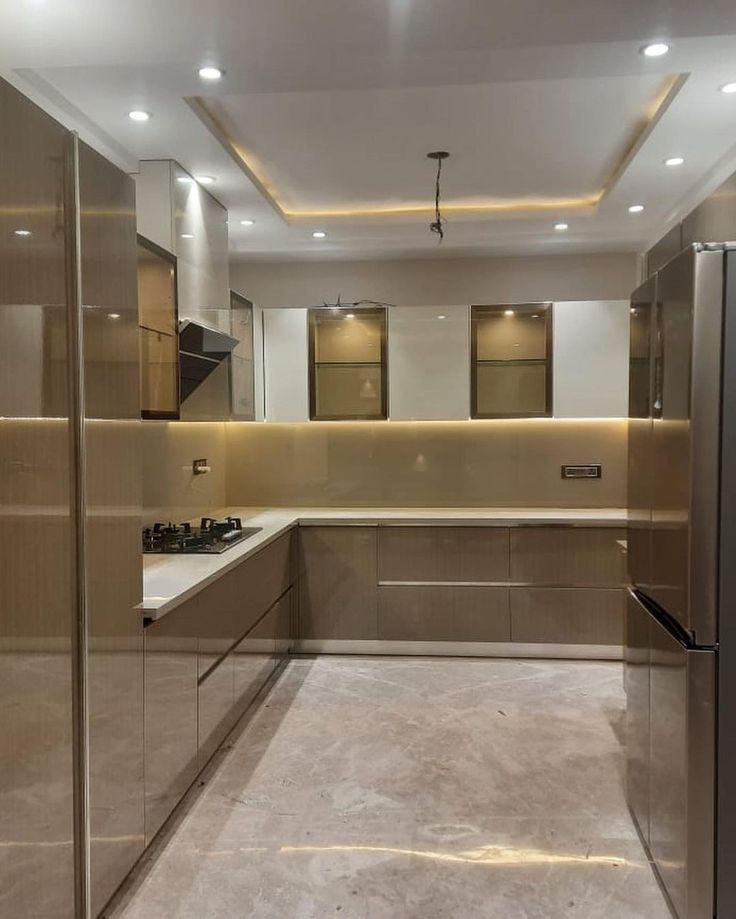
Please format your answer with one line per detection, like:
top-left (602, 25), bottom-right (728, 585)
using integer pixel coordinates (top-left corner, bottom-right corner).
top-left (143, 517), bottom-right (262, 554)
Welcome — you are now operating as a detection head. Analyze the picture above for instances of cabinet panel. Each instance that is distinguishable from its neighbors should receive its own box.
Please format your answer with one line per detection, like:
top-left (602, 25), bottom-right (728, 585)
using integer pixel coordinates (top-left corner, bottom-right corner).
top-left (299, 527), bottom-right (377, 639)
top-left (198, 655), bottom-right (235, 767)
top-left (624, 590), bottom-right (651, 844)
top-left (197, 532), bottom-right (293, 676)
top-left (378, 586), bottom-right (510, 641)
top-left (510, 588), bottom-right (624, 645)
top-left (144, 597), bottom-right (199, 845)
top-left (233, 590), bottom-right (291, 716)
top-left (378, 527), bottom-right (509, 582)
top-left (263, 308), bottom-right (309, 421)
top-left (510, 527), bottom-right (626, 586)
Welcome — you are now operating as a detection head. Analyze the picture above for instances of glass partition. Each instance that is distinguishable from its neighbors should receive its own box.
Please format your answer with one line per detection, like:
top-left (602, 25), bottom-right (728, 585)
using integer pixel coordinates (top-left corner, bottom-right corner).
top-left (308, 307), bottom-right (387, 420)
top-left (137, 235), bottom-right (179, 419)
top-left (230, 290), bottom-right (256, 420)
top-left (471, 303), bottom-right (553, 418)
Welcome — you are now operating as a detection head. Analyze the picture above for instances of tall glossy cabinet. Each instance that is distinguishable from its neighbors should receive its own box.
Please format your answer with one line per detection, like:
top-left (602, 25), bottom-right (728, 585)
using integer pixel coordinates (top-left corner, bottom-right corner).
top-left (0, 75), bottom-right (78, 919)
top-left (0, 78), bottom-right (143, 918)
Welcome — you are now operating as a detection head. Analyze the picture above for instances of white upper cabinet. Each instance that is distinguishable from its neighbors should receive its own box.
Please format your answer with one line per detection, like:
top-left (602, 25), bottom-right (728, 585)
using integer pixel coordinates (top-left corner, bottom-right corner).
top-left (389, 306), bottom-right (470, 420)
top-left (552, 300), bottom-right (630, 418)
top-left (263, 308), bottom-right (309, 421)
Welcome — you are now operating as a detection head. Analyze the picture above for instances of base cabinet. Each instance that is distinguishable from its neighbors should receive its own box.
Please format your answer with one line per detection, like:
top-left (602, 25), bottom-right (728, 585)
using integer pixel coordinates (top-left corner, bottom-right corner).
top-left (378, 586), bottom-right (510, 641)
top-left (233, 589), bottom-right (292, 712)
top-left (510, 588), bottom-right (623, 645)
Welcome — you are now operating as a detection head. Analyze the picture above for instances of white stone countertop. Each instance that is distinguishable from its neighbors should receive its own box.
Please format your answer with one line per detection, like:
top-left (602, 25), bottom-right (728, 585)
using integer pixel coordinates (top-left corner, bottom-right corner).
top-left (142, 506), bottom-right (627, 621)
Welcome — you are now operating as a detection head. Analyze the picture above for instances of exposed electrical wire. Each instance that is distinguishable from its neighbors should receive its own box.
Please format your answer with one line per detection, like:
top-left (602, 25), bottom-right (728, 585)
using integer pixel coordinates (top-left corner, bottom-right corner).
top-left (427, 151), bottom-right (450, 241)
top-left (313, 295), bottom-right (395, 310)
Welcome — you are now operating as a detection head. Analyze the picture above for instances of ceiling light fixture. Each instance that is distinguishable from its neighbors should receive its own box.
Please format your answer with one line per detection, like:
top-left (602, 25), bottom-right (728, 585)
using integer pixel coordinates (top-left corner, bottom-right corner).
top-left (664, 157), bottom-right (685, 167)
top-left (720, 82), bottom-right (736, 94)
top-left (195, 175), bottom-right (215, 185)
top-left (128, 110), bottom-right (151, 122)
top-left (198, 66), bottom-right (224, 80)
top-left (312, 231), bottom-right (327, 239)
top-left (437, 314), bottom-right (447, 320)
top-left (427, 151), bottom-right (450, 241)
top-left (240, 219), bottom-right (255, 227)
top-left (629, 204), bottom-right (645, 213)
top-left (641, 42), bottom-right (670, 58)
top-left (504, 309), bottom-right (515, 317)
top-left (14, 229), bottom-right (31, 237)
top-left (554, 222), bottom-right (569, 231)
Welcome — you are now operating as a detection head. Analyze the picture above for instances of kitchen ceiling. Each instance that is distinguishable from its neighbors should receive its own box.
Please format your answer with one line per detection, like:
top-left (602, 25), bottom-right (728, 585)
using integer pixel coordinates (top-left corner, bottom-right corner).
top-left (2, 0), bottom-right (736, 259)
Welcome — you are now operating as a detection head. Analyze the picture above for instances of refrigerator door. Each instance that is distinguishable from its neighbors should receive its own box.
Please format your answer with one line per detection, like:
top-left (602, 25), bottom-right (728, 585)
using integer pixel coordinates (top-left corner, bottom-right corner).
top-left (650, 247), bottom-right (723, 645)
top-left (628, 277), bottom-right (656, 592)
top-left (648, 607), bottom-right (715, 919)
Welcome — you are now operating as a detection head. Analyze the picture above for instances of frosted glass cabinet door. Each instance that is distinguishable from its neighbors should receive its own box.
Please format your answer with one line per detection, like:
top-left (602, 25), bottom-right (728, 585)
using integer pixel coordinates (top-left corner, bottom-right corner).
top-left (389, 306), bottom-right (469, 420)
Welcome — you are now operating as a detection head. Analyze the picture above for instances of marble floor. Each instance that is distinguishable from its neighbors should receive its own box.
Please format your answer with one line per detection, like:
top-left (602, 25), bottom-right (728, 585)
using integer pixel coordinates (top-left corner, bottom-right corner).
top-left (105, 657), bottom-right (671, 919)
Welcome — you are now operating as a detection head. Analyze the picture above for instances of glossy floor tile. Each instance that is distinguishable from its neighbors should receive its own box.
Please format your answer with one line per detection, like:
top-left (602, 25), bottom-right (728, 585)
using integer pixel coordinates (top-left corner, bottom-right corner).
top-left (105, 657), bottom-right (670, 919)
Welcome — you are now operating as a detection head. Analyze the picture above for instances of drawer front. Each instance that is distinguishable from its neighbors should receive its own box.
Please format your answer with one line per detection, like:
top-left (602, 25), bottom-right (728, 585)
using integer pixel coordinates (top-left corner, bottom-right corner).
top-left (510, 587), bottom-right (624, 645)
top-left (378, 526), bottom-right (510, 582)
top-left (143, 596), bottom-right (199, 845)
top-left (299, 527), bottom-right (378, 639)
top-left (198, 655), bottom-right (235, 767)
top-left (378, 585), bottom-right (510, 641)
top-left (198, 531), bottom-right (294, 676)
top-left (510, 527), bottom-right (626, 586)
top-left (233, 590), bottom-right (292, 716)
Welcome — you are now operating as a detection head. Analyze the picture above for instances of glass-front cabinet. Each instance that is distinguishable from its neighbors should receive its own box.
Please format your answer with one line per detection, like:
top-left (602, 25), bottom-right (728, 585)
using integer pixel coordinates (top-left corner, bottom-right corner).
top-left (308, 306), bottom-right (387, 420)
top-left (230, 290), bottom-right (256, 420)
top-left (471, 303), bottom-right (553, 418)
top-left (137, 235), bottom-right (179, 419)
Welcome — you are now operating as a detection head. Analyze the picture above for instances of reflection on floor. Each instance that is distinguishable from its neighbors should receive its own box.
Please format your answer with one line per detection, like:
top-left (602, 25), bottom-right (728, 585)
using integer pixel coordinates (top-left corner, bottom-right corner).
top-left (106, 657), bottom-right (670, 919)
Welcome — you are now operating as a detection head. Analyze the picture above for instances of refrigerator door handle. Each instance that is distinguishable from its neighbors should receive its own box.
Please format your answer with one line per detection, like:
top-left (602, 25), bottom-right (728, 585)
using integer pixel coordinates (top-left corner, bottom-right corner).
top-left (630, 587), bottom-right (699, 649)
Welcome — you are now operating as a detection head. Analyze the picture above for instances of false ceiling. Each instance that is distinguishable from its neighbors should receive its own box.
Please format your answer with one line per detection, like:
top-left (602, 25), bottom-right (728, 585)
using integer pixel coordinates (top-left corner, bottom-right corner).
top-left (1, 0), bottom-right (736, 259)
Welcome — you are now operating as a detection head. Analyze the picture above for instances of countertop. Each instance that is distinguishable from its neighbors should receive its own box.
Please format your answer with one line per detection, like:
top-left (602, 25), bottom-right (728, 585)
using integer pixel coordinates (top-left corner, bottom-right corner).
top-left (142, 506), bottom-right (627, 621)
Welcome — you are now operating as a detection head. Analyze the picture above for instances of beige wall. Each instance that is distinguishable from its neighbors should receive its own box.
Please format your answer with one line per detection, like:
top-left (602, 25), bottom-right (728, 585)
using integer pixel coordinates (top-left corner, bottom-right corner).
top-left (225, 419), bottom-right (627, 508)
top-left (229, 252), bottom-right (639, 309)
top-left (142, 421), bottom-right (227, 525)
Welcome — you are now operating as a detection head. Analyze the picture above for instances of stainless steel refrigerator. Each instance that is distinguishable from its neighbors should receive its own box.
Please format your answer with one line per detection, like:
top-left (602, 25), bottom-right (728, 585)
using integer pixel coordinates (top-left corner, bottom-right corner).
top-left (626, 243), bottom-right (736, 919)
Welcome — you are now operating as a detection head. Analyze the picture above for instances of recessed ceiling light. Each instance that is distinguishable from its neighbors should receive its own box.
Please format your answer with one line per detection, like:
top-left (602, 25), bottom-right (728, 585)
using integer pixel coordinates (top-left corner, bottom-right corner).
top-left (198, 66), bottom-right (224, 80)
top-left (240, 219), bottom-right (255, 227)
top-left (437, 314), bottom-right (447, 320)
top-left (554, 222), bottom-right (569, 231)
top-left (128, 110), bottom-right (151, 122)
top-left (629, 204), bottom-right (645, 213)
top-left (14, 228), bottom-right (31, 237)
top-left (312, 231), bottom-right (327, 239)
top-left (194, 175), bottom-right (215, 185)
top-left (720, 82), bottom-right (736, 94)
top-left (504, 309), bottom-right (515, 317)
top-left (531, 314), bottom-right (540, 319)
top-left (180, 233), bottom-right (194, 239)
top-left (107, 312), bottom-right (121, 320)
top-left (641, 42), bottom-right (670, 58)
top-left (664, 157), bottom-right (685, 167)
top-left (630, 308), bottom-right (637, 314)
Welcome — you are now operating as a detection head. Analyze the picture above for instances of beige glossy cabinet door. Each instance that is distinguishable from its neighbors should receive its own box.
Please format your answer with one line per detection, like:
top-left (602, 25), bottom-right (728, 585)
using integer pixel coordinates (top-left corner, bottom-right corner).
top-left (144, 597), bottom-right (199, 845)
top-left (233, 590), bottom-right (292, 714)
top-left (510, 588), bottom-right (623, 645)
top-left (510, 527), bottom-right (626, 586)
top-left (299, 527), bottom-right (378, 639)
top-left (378, 586), bottom-right (510, 641)
top-left (378, 527), bottom-right (510, 582)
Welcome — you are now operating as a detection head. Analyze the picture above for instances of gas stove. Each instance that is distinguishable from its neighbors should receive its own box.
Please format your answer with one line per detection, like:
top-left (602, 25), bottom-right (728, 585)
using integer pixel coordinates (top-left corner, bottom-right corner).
top-left (142, 517), bottom-right (262, 554)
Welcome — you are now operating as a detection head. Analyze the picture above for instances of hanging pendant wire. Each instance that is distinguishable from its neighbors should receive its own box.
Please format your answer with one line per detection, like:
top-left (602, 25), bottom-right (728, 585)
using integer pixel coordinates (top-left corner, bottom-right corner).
top-left (427, 151), bottom-right (450, 241)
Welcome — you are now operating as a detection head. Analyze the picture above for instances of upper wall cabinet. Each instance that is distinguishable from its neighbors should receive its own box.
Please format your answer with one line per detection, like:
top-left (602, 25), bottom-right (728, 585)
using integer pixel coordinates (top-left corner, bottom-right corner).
top-left (263, 308), bottom-right (309, 421)
top-left (471, 303), bottom-right (553, 418)
top-left (389, 306), bottom-right (469, 421)
top-left (230, 291), bottom-right (256, 421)
top-left (308, 307), bottom-right (388, 420)
top-left (137, 236), bottom-right (179, 419)
top-left (553, 301), bottom-right (629, 418)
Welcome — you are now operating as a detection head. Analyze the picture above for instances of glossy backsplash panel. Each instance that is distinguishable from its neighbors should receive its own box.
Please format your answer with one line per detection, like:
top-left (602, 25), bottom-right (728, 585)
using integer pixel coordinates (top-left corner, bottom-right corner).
top-left (225, 419), bottom-right (627, 508)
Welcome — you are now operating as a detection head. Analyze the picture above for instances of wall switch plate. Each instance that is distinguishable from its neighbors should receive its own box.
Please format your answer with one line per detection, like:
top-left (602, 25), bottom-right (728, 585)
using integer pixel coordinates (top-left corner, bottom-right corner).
top-left (192, 458), bottom-right (211, 475)
top-left (561, 464), bottom-right (602, 479)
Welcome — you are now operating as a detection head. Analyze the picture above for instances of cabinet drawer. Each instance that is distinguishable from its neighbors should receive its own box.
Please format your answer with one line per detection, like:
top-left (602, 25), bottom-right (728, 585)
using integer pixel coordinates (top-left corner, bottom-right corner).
top-left (510, 527), bottom-right (626, 586)
top-left (299, 527), bottom-right (378, 639)
top-left (143, 596), bottom-right (199, 845)
top-left (198, 655), bottom-right (235, 767)
top-left (233, 590), bottom-right (292, 716)
top-left (378, 585), bottom-right (510, 641)
top-left (510, 588), bottom-right (624, 645)
top-left (378, 527), bottom-right (509, 582)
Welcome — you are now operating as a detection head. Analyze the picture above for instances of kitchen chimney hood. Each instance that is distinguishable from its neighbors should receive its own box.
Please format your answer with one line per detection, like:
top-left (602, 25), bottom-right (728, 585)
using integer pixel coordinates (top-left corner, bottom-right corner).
top-left (179, 318), bottom-right (239, 402)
